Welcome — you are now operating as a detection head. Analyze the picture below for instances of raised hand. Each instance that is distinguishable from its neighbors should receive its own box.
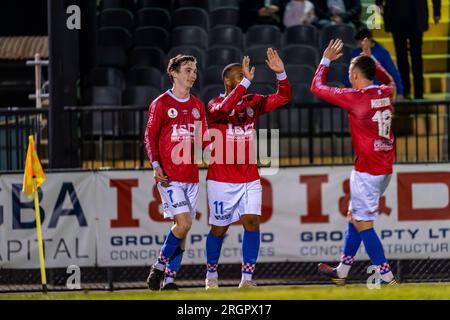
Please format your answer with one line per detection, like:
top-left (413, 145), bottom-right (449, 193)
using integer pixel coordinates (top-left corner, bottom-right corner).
top-left (360, 37), bottom-right (371, 57)
top-left (242, 55), bottom-right (255, 81)
top-left (323, 39), bottom-right (344, 62)
top-left (266, 48), bottom-right (285, 73)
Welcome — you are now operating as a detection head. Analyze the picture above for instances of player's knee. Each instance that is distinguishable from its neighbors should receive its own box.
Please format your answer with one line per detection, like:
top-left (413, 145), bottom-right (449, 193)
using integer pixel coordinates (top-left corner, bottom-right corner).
top-left (211, 226), bottom-right (228, 238)
top-left (175, 219), bottom-right (192, 235)
top-left (242, 215), bottom-right (260, 231)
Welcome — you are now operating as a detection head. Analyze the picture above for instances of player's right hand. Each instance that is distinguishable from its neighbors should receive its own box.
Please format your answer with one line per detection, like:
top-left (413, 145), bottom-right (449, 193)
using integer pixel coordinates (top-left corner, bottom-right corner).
top-left (154, 166), bottom-right (168, 183)
top-left (242, 55), bottom-right (255, 82)
top-left (323, 39), bottom-right (343, 62)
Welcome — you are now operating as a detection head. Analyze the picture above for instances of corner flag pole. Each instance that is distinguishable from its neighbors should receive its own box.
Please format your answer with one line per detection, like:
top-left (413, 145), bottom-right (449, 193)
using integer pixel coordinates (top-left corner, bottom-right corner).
top-left (23, 134), bottom-right (47, 293)
top-left (33, 177), bottom-right (47, 293)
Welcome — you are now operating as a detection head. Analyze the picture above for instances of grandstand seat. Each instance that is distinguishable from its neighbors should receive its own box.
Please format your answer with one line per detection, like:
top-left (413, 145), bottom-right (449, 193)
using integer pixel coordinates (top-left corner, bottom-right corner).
top-left (283, 25), bottom-right (319, 47)
top-left (285, 64), bottom-right (315, 84)
top-left (174, 0), bottom-right (210, 11)
top-left (135, 8), bottom-right (171, 30)
top-left (279, 83), bottom-right (316, 135)
top-left (209, 0), bottom-right (239, 10)
top-left (172, 7), bottom-right (210, 30)
top-left (327, 63), bottom-right (349, 83)
top-left (96, 46), bottom-right (128, 68)
top-left (167, 46), bottom-right (207, 70)
top-left (210, 7), bottom-right (240, 28)
top-left (82, 86), bottom-right (122, 136)
top-left (98, 8), bottom-right (134, 29)
top-left (100, 0), bottom-right (135, 11)
top-left (245, 24), bottom-right (281, 48)
top-left (171, 26), bottom-right (208, 50)
top-left (252, 65), bottom-right (277, 86)
top-left (129, 46), bottom-right (165, 71)
top-left (123, 85), bottom-right (160, 106)
top-left (136, 0), bottom-right (172, 11)
top-left (83, 86), bottom-right (122, 106)
top-left (246, 83), bottom-right (275, 95)
top-left (126, 66), bottom-right (161, 88)
top-left (321, 24), bottom-right (356, 48)
top-left (201, 84), bottom-right (224, 104)
top-left (203, 66), bottom-right (224, 85)
top-left (133, 26), bottom-right (170, 51)
top-left (85, 68), bottom-right (125, 90)
top-left (245, 45), bottom-right (272, 65)
top-left (207, 46), bottom-right (242, 68)
top-left (97, 27), bottom-right (132, 50)
top-left (208, 26), bottom-right (243, 49)
top-left (282, 45), bottom-right (318, 65)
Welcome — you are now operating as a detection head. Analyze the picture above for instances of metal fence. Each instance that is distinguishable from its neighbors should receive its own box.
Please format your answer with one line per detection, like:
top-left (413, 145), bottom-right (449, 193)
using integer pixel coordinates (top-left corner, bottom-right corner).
top-left (0, 100), bottom-right (449, 292)
top-left (1, 100), bottom-right (449, 170)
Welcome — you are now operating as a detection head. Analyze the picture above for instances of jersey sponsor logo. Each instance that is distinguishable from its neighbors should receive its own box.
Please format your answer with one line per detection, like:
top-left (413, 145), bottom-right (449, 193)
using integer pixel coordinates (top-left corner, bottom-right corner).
top-left (171, 200), bottom-right (188, 208)
top-left (246, 106), bottom-right (254, 117)
top-left (371, 97), bottom-right (390, 109)
top-left (374, 139), bottom-right (394, 151)
top-left (214, 213), bottom-right (232, 220)
top-left (171, 123), bottom-right (196, 141)
top-left (168, 108), bottom-right (178, 118)
top-left (192, 108), bottom-right (200, 119)
top-left (226, 123), bottom-right (255, 140)
top-left (163, 203), bottom-right (169, 210)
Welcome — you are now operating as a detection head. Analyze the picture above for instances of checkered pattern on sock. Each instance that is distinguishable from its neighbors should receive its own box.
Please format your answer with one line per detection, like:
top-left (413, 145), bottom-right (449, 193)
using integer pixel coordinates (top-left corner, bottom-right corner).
top-left (165, 268), bottom-right (177, 279)
top-left (242, 262), bottom-right (256, 274)
top-left (378, 262), bottom-right (391, 274)
top-left (340, 254), bottom-right (354, 266)
top-left (207, 263), bottom-right (218, 273)
top-left (157, 252), bottom-right (169, 265)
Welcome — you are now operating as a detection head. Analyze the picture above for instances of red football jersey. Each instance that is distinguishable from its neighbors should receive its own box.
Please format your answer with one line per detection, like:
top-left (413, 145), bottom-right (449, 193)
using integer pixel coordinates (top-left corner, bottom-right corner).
top-left (206, 74), bottom-right (291, 183)
top-left (311, 58), bottom-right (395, 175)
top-left (144, 90), bottom-right (207, 183)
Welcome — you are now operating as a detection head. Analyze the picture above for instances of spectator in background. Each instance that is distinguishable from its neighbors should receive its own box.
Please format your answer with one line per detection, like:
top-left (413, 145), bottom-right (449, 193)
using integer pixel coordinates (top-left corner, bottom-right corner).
top-left (312, 0), bottom-right (362, 29)
top-left (283, 0), bottom-right (317, 28)
top-left (344, 27), bottom-right (404, 100)
top-left (376, 0), bottom-right (441, 99)
top-left (240, 0), bottom-right (285, 31)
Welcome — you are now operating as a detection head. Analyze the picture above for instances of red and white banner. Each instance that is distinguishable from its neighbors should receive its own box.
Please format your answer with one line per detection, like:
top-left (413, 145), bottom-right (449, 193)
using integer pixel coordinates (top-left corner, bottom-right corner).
top-left (0, 164), bottom-right (449, 269)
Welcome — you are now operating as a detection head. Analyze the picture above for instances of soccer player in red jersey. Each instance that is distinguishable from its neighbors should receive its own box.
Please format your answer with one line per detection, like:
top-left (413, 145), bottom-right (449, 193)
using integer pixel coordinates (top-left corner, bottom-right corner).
top-left (311, 39), bottom-right (398, 285)
top-left (144, 55), bottom-right (208, 291)
top-left (204, 48), bottom-right (291, 289)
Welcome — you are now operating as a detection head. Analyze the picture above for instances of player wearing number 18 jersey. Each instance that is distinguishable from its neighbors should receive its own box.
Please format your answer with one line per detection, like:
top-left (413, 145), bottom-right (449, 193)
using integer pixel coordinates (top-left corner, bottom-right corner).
top-left (311, 39), bottom-right (398, 286)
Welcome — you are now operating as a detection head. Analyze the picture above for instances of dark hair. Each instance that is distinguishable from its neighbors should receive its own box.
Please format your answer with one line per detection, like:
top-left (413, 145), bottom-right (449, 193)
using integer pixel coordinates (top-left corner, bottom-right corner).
top-left (354, 27), bottom-right (373, 41)
top-left (167, 54), bottom-right (197, 83)
top-left (222, 63), bottom-right (241, 80)
top-left (352, 55), bottom-right (376, 80)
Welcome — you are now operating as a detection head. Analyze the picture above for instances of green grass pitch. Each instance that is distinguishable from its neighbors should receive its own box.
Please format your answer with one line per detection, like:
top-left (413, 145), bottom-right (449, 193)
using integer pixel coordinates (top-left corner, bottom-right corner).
top-left (1, 283), bottom-right (450, 300)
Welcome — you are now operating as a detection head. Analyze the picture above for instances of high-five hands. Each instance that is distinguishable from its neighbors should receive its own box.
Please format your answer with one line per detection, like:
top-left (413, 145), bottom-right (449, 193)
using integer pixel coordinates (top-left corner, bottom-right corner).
top-left (265, 48), bottom-right (285, 73)
top-left (323, 39), bottom-right (344, 62)
top-left (242, 55), bottom-right (255, 81)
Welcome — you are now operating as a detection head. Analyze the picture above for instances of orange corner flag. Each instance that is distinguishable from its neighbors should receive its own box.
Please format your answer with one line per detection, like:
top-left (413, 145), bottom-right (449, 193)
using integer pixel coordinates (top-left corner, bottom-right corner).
top-left (22, 135), bottom-right (46, 198)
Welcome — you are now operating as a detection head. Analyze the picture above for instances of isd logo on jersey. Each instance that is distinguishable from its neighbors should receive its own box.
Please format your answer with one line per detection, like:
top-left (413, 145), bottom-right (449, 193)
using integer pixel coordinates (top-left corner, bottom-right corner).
top-left (192, 108), bottom-right (200, 119)
top-left (168, 108), bottom-right (178, 118)
top-left (246, 106), bottom-right (254, 117)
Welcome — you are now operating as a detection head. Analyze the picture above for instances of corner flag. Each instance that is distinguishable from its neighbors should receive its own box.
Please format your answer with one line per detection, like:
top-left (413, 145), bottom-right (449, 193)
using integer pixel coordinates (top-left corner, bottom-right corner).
top-left (22, 135), bottom-right (47, 293)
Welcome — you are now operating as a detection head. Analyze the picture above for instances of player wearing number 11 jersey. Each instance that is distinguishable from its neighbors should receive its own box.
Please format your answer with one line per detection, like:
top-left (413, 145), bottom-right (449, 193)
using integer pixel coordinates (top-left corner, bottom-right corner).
top-left (311, 38), bottom-right (398, 285)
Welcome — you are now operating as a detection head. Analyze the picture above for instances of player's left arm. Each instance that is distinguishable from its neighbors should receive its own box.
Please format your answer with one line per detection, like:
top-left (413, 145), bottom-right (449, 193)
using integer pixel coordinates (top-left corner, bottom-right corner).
top-left (254, 48), bottom-right (292, 114)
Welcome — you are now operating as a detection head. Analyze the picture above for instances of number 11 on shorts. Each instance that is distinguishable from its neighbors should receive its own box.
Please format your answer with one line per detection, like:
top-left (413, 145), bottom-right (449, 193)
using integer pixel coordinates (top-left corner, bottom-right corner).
top-left (214, 201), bottom-right (223, 215)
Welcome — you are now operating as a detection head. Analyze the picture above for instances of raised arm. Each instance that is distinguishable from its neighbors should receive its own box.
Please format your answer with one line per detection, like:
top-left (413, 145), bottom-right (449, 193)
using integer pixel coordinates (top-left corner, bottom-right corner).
top-left (252, 48), bottom-right (291, 114)
top-left (310, 39), bottom-right (358, 111)
top-left (207, 56), bottom-right (255, 123)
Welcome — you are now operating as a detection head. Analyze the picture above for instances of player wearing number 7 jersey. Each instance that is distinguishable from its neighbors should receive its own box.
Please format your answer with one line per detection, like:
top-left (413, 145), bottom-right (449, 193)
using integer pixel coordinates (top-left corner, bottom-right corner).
top-left (311, 38), bottom-right (398, 286)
